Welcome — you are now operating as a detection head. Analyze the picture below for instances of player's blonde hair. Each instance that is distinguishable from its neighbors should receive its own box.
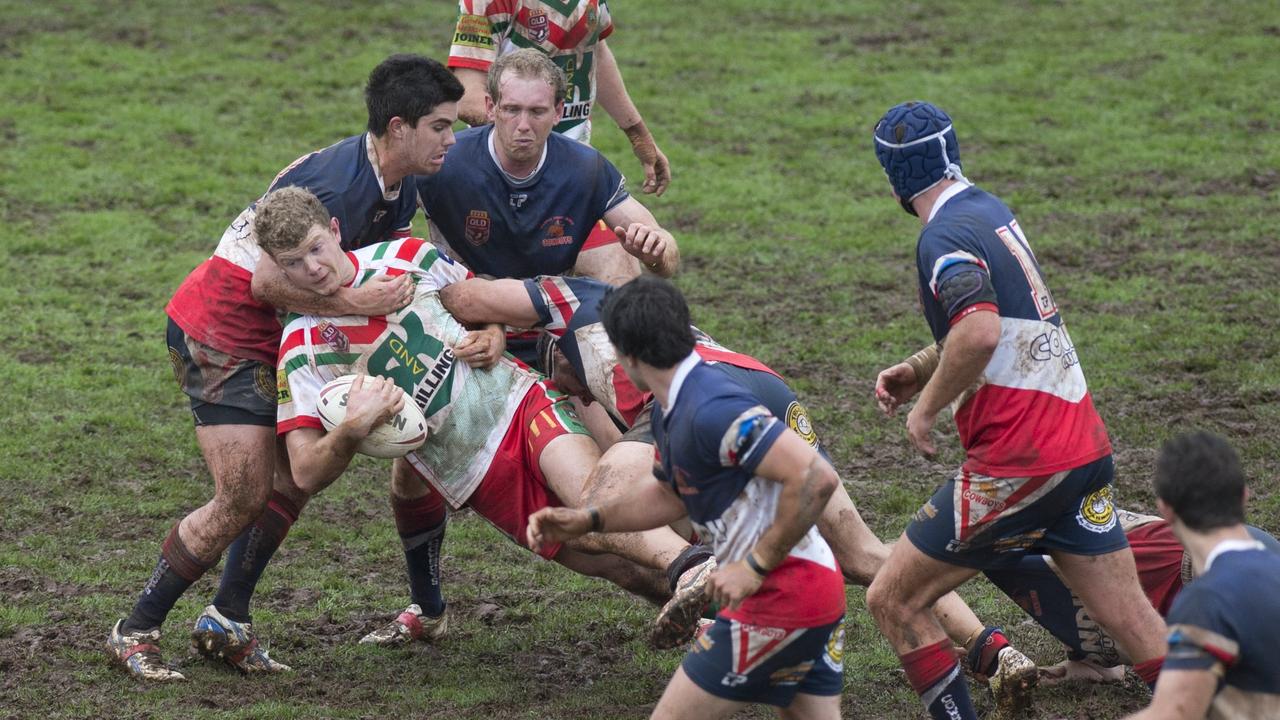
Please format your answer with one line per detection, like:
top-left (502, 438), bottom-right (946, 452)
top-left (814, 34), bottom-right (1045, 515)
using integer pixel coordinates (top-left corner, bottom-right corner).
top-left (487, 48), bottom-right (567, 106)
top-left (254, 186), bottom-right (331, 257)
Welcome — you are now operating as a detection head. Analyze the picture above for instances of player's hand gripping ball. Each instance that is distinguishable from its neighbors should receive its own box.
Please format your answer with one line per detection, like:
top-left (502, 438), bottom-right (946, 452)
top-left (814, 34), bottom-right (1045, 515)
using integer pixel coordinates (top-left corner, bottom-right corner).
top-left (317, 374), bottom-right (428, 458)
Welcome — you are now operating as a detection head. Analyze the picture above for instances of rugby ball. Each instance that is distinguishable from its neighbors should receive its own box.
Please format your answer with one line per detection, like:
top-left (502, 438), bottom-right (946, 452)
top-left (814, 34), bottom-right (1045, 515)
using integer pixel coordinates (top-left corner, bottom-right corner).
top-left (316, 375), bottom-right (428, 459)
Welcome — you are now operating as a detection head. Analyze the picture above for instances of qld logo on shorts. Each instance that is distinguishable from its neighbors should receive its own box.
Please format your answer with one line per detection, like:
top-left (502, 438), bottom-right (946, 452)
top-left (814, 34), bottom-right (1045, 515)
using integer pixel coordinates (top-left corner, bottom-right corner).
top-left (525, 9), bottom-right (549, 43)
top-left (1077, 486), bottom-right (1117, 534)
top-left (465, 210), bottom-right (490, 246)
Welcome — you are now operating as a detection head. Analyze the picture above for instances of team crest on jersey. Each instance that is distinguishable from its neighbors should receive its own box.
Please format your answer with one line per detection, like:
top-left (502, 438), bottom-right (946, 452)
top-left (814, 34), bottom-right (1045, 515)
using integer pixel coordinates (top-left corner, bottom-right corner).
top-left (540, 216), bottom-right (575, 247)
top-left (317, 321), bottom-right (350, 352)
top-left (1077, 486), bottom-right (1117, 534)
top-left (785, 401), bottom-right (817, 447)
top-left (525, 9), bottom-right (549, 43)
top-left (465, 210), bottom-right (490, 246)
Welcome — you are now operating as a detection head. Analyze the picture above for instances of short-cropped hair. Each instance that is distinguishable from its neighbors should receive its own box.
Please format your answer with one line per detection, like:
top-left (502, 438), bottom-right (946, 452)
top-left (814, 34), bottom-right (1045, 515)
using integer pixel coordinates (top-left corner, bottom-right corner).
top-left (487, 48), bottom-right (567, 106)
top-left (253, 186), bottom-right (330, 257)
top-left (366, 54), bottom-right (464, 136)
top-left (1154, 430), bottom-right (1247, 531)
top-left (599, 276), bottom-right (696, 370)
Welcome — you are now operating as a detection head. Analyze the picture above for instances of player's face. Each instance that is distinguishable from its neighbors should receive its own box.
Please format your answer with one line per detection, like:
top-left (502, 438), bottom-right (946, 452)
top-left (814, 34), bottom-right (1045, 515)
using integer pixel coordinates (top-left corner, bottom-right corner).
top-left (488, 73), bottom-right (563, 167)
top-left (274, 219), bottom-right (347, 296)
top-left (402, 103), bottom-right (459, 175)
top-left (550, 346), bottom-right (592, 403)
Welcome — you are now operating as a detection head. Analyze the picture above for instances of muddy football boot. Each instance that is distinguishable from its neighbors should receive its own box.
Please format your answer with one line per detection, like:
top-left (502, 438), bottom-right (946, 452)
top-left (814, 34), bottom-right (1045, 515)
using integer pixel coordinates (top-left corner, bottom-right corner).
top-left (988, 645), bottom-right (1039, 718)
top-left (650, 557), bottom-right (717, 650)
top-left (191, 605), bottom-right (291, 673)
top-left (108, 619), bottom-right (185, 681)
top-left (358, 604), bottom-right (448, 646)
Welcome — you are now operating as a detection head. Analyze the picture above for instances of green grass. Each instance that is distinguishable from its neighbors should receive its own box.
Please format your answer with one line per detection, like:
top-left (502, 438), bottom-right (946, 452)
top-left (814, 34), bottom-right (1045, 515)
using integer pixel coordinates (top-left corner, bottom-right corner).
top-left (2, 0), bottom-right (1278, 717)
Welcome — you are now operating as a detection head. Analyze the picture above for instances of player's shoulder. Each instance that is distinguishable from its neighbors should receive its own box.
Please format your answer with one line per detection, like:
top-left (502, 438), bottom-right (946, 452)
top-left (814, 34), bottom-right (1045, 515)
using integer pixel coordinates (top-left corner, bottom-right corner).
top-left (273, 133), bottom-right (366, 190)
top-left (547, 131), bottom-right (609, 167)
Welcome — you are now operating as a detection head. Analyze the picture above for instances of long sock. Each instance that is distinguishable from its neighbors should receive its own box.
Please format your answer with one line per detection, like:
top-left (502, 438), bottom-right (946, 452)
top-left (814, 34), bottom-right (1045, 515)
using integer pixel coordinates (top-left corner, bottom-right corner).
top-left (123, 523), bottom-right (214, 632)
top-left (902, 639), bottom-right (978, 720)
top-left (1133, 656), bottom-right (1164, 690)
top-left (964, 626), bottom-right (1010, 678)
top-left (211, 491), bottom-right (301, 623)
top-left (665, 543), bottom-right (715, 591)
top-left (392, 493), bottom-right (447, 617)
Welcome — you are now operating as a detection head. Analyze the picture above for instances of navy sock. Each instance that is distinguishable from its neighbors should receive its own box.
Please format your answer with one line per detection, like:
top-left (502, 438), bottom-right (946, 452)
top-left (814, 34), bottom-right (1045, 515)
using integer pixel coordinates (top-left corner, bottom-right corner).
top-left (392, 493), bottom-right (448, 617)
top-left (123, 523), bottom-right (212, 632)
top-left (665, 543), bottom-right (715, 592)
top-left (212, 491), bottom-right (300, 623)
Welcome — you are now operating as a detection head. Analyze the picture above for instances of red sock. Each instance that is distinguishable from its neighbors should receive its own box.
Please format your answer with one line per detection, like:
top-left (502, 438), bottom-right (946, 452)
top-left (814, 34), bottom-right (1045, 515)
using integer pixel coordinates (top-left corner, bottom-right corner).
top-left (1134, 656), bottom-right (1164, 689)
top-left (901, 639), bottom-right (960, 695)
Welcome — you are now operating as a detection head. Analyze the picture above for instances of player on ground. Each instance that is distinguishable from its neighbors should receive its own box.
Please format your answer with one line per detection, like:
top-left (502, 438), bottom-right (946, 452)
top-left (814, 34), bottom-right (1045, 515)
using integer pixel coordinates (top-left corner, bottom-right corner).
top-left (439, 273), bottom-right (1042, 708)
top-left (235, 188), bottom-right (708, 666)
top-left (973, 507), bottom-right (1280, 686)
top-left (528, 276), bottom-right (846, 720)
top-left (865, 101), bottom-right (1167, 720)
top-left (447, 0), bottom-right (671, 195)
top-left (107, 55), bottom-right (466, 681)
top-left (1125, 431), bottom-right (1280, 719)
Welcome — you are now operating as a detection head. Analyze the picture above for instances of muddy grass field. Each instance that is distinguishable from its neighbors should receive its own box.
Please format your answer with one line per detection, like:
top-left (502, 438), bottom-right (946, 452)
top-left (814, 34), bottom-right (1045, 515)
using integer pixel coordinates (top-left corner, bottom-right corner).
top-left (2, 1), bottom-right (1278, 718)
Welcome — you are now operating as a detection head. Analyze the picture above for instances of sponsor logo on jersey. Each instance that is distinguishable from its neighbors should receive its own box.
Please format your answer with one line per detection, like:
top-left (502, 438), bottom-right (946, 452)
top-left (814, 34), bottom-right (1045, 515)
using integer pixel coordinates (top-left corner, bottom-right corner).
top-left (317, 321), bottom-right (350, 352)
top-left (1077, 486), bottom-right (1117, 534)
top-left (1030, 325), bottom-right (1079, 370)
top-left (720, 671), bottom-right (749, 688)
top-left (785, 401), bottom-right (817, 446)
top-left (509, 192), bottom-right (528, 209)
top-left (465, 210), bottom-right (490, 246)
top-left (525, 9), bottom-right (549, 43)
top-left (561, 101), bottom-right (591, 121)
top-left (276, 367), bottom-right (291, 404)
top-left (540, 216), bottom-right (576, 247)
top-left (453, 14), bottom-right (493, 49)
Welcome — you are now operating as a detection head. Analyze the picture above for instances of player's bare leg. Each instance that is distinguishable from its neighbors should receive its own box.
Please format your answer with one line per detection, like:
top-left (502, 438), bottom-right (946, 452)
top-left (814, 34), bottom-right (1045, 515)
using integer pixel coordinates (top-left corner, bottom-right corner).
top-left (866, 538), bottom-right (982, 719)
top-left (777, 692), bottom-right (841, 720)
top-left (1050, 548), bottom-right (1167, 686)
top-left (573, 397), bottom-right (621, 452)
top-left (649, 667), bottom-right (748, 720)
top-left (552, 544), bottom-right (668, 604)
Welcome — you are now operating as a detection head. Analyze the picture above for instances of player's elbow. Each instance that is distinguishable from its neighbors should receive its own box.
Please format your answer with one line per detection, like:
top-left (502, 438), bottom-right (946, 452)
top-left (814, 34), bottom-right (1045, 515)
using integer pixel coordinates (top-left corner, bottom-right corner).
top-left (810, 460), bottom-right (840, 505)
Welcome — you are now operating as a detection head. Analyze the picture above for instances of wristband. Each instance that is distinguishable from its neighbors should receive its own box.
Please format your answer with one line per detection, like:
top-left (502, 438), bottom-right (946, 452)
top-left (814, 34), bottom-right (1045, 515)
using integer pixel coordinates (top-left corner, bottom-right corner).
top-left (904, 343), bottom-right (941, 386)
top-left (744, 551), bottom-right (771, 578)
top-left (587, 506), bottom-right (603, 533)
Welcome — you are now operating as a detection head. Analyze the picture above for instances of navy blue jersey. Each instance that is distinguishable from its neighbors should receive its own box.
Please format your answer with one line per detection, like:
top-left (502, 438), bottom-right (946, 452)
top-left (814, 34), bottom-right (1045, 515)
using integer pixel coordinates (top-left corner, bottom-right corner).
top-left (915, 184), bottom-right (1110, 477)
top-left (1164, 546), bottom-right (1280, 715)
top-left (417, 126), bottom-right (628, 278)
top-left (651, 357), bottom-right (843, 628)
top-left (269, 133), bottom-right (418, 252)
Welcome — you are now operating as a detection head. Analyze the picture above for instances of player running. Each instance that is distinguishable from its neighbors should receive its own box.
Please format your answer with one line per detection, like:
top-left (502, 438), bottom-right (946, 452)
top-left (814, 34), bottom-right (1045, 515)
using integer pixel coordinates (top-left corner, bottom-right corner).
top-left (527, 276), bottom-right (845, 720)
top-left (107, 55), bottom-right (468, 681)
top-left (865, 100), bottom-right (1167, 720)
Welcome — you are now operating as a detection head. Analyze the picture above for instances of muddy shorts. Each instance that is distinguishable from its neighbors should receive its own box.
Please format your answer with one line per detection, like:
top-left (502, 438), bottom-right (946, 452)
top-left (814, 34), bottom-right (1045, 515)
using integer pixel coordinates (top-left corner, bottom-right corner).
top-left (682, 616), bottom-right (845, 706)
top-left (406, 380), bottom-right (590, 559)
top-left (167, 317), bottom-right (277, 427)
top-left (906, 454), bottom-right (1128, 569)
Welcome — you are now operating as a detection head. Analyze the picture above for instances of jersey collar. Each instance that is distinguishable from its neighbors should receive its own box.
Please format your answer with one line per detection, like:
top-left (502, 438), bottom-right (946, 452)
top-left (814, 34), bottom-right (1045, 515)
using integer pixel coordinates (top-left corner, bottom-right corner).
top-left (925, 181), bottom-right (973, 224)
top-left (662, 353), bottom-right (702, 412)
top-left (488, 127), bottom-right (549, 188)
top-left (1205, 537), bottom-right (1266, 571)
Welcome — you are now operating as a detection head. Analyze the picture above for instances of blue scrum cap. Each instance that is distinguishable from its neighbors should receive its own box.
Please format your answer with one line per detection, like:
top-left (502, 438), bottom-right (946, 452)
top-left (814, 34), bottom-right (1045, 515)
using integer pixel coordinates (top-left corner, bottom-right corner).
top-left (873, 101), bottom-right (965, 215)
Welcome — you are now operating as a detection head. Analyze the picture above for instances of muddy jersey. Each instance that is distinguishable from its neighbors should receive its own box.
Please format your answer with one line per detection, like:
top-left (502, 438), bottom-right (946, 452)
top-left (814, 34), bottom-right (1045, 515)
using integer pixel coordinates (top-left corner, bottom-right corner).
top-left (523, 275), bottom-right (778, 428)
top-left (448, 0), bottom-right (613, 141)
top-left (276, 238), bottom-right (537, 507)
top-left (167, 134), bottom-right (416, 365)
top-left (917, 184), bottom-right (1110, 477)
top-left (1164, 544), bottom-right (1280, 719)
top-left (651, 355), bottom-right (844, 629)
top-left (419, 127), bottom-right (627, 280)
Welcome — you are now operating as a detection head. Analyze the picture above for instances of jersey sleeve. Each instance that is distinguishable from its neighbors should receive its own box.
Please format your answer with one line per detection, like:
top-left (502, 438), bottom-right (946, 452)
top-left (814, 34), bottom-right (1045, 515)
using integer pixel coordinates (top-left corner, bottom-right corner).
top-left (1164, 585), bottom-right (1239, 675)
top-left (522, 275), bottom-right (605, 331)
top-left (448, 0), bottom-right (508, 72)
top-left (276, 326), bottom-right (326, 435)
top-left (917, 224), bottom-right (998, 334)
top-left (694, 396), bottom-right (786, 476)
top-left (598, 0), bottom-right (614, 40)
top-left (594, 153), bottom-right (630, 214)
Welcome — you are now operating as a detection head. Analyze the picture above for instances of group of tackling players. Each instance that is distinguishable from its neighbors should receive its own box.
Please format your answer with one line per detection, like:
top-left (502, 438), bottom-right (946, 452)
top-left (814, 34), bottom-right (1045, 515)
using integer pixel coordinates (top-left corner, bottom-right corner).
top-left (106, 3), bottom-right (1279, 719)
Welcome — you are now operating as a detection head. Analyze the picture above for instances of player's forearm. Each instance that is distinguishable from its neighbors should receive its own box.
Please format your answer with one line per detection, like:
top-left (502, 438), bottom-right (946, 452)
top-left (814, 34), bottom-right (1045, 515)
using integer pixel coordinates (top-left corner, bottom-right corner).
top-left (453, 67), bottom-right (491, 127)
top-left (439, 278), bottom-right (540, 327)
top-left (288, 429), bottom-right (362, 495)
top-left (902, 342), bottom-right (941, 387)
top-left (914, 312), bottom-right (998, 417)
top-left (644, 231), bottom-right (679, 277)
top-left (593, 40), bottom-right (644, 130)
top-left (751, 455), bottom-right (839, 570)
top-left (593, 476), bottom-right (687, 534)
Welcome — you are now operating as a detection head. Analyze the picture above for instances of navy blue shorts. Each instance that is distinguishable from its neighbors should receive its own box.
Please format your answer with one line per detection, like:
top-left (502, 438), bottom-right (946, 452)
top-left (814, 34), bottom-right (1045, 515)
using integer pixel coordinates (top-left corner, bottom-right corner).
top-left (906, 454), bottom-right (1128, 569)
top-left (167, 317), bottom-right (277, 427)
top-left (681, 616), bottom-right (844, 707)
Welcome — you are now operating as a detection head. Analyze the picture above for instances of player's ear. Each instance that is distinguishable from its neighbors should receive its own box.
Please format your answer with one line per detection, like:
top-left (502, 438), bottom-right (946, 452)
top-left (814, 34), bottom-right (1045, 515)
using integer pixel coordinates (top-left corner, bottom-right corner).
top-left (484, 94), bottom-right (496, 123)
top-left (1155, 498), bottom-right (1175, 523)
top-left (330, 216), bottom-right (340, 239)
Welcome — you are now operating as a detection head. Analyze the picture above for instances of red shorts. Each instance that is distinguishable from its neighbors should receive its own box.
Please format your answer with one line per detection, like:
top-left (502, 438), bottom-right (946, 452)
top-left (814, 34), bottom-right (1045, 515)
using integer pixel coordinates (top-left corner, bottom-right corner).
top-left (582, 219), bottom-right (617, 251)
top-left (411, 381), bottom-right (588, 559)
top-left (1128, 521), bottom-right (1186, 616)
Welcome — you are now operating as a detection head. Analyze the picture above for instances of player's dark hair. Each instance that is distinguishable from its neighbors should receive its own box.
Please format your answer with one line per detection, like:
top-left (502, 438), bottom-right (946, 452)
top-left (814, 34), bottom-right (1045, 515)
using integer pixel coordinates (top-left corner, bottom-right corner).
top-left (1153, 430), bottom-right (1247, 531)
top-left (599, 276), bottom-right (696, 370)
top-left (366, 54), bottom-right (464, 136)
